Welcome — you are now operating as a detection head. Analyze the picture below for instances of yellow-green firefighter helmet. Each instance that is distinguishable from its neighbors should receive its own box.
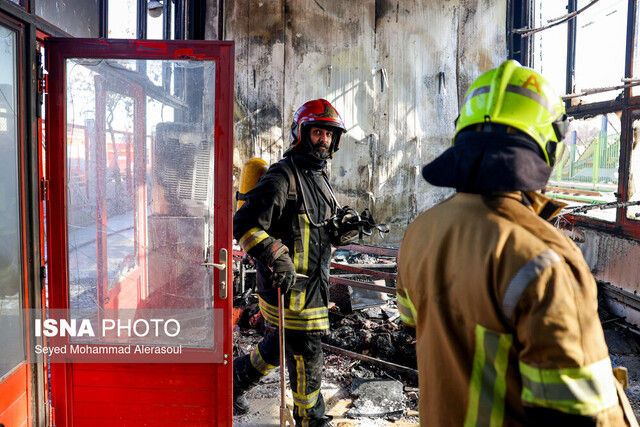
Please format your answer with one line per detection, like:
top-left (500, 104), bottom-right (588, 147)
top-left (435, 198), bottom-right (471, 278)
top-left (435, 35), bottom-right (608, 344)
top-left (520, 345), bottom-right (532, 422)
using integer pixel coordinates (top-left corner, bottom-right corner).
top-left (454, 60), bottom-right (568, 165)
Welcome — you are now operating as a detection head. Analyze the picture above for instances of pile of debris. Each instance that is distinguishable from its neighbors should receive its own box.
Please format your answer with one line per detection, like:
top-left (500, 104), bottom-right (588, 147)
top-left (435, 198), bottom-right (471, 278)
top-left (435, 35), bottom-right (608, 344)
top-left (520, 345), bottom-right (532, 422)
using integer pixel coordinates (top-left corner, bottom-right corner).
top-left (233, 295), bottom-right (417, 378)
top-left (232, 246), bottom-right (420, 423)
top-left (324, 308), bottom-right (417, 372)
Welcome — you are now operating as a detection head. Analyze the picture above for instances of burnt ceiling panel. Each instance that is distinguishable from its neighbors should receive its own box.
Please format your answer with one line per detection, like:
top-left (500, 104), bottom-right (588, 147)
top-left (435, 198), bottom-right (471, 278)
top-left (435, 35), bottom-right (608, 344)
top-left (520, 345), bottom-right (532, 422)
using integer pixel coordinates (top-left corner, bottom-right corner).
top-left (36, 0), bottom-right (100, 37)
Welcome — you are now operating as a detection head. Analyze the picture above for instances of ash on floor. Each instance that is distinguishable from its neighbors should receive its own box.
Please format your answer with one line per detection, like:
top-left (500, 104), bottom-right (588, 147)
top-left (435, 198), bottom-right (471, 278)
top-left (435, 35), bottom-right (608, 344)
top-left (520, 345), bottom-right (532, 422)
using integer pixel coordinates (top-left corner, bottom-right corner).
top-left (600, 307), bottom-right (640, 421)
top-left (232, 294), bottom-right (640, 426)
top-left (233, 328), bottom-right (420, 426)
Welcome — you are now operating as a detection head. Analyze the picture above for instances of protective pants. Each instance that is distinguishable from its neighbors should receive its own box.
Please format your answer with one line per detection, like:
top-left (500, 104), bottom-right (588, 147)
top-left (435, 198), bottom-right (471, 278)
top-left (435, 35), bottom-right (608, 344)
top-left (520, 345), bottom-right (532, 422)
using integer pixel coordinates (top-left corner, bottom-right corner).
top-left (233, 328), bottom-right (327, 427)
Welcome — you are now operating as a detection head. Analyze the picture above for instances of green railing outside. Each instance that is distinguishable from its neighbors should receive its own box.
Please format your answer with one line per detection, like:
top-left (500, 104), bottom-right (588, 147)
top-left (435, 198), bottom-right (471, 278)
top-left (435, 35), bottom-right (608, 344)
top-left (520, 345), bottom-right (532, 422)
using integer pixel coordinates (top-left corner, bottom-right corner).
top-left (552, 134), bottom-right (620, 187)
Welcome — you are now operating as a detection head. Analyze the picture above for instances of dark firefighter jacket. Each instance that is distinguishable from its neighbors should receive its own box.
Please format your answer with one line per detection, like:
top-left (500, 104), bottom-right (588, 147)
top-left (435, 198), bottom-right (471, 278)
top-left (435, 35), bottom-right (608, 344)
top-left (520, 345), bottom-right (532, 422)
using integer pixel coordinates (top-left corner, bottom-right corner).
top-left (234, 154), bottom-right (337, 332)
top-left (396, 131), bottom-right (637, 426)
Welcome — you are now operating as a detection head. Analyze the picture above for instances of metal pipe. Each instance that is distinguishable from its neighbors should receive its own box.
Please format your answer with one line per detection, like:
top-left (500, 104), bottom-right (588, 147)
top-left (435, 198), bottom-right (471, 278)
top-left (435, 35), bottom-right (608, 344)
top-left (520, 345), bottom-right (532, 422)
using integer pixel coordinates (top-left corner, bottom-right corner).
top-left (330, 276), bottom-right (396, 295)
top-left (321, 343), bottom-right (418, 379)
top-left (339, 244), bottom-right (398, 257)
top-left (330, 262), bottom-right (397, 280)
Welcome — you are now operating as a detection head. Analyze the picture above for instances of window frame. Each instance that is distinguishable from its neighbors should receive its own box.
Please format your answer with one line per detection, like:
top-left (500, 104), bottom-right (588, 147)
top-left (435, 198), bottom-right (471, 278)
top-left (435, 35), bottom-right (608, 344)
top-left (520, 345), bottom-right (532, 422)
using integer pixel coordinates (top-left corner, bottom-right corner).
top-left (511, 0), bottom-right (640, 240)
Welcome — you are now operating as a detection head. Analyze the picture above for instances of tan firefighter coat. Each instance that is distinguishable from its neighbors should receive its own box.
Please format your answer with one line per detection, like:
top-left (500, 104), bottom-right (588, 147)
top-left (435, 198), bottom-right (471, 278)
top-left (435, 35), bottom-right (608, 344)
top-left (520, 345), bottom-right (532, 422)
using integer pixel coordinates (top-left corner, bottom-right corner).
top-left (396, 191), bottom-right (637, 426)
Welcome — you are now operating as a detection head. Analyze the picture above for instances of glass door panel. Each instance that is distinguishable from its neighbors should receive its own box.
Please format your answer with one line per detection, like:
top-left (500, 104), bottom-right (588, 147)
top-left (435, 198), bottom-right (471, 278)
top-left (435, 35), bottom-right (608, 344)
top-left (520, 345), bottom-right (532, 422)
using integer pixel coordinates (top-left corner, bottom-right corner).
top-left (65, 57), bottom-right (216, 348)
top-left (0, 21), bottom-right (25, 379)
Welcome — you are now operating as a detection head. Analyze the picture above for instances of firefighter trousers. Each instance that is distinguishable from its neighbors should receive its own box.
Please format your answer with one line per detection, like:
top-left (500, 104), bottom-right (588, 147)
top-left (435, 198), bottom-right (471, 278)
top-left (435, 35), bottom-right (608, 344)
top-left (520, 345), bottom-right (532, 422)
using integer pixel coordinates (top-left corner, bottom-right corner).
top-left (233, 328), bottom-right (327, 426)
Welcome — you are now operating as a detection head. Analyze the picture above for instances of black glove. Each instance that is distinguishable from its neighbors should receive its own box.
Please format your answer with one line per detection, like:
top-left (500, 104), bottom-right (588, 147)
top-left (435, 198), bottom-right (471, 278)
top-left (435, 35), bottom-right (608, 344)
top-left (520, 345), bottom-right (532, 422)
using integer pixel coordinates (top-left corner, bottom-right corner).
top-left (329, 206), bottom-right (360, 246)
top-left (255, 239), bottom-right (297, 293)
top-left (270, 254), bottom-right (297, 294)
top-left (359, 208), bottom-right (389, 237)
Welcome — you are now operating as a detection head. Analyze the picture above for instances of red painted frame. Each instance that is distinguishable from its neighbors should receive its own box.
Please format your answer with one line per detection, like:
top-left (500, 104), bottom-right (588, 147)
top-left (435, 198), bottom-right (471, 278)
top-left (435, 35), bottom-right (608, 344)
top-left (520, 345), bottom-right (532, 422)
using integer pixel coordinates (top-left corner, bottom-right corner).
top-left (0, 12), bottom-right (33, 427)
top-left (45, 38), bottom-right (234, 426)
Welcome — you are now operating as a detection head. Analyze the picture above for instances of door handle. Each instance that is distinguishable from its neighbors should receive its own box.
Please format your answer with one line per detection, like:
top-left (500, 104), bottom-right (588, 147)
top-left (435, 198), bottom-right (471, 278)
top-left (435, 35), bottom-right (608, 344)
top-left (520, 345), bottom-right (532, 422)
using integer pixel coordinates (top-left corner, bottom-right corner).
top-left (201, 262), bottom-right (225, 270)
top-left (201, 248), bottom-right (228, 299)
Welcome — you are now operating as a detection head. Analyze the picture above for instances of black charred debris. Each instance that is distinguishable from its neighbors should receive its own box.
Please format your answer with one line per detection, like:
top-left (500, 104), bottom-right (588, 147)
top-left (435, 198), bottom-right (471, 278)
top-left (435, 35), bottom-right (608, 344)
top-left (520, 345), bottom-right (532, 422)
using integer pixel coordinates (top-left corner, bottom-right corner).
top-left (232, 247), bottom-right (419, 420)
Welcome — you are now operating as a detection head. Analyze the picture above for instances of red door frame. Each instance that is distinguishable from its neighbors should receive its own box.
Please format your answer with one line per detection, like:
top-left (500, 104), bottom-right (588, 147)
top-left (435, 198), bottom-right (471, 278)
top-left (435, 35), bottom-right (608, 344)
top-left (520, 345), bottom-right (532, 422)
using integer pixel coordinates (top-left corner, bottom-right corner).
top-left (0, 12), bottom-right (34, 427)
top-left (45, 38), bottom-right (234, 426)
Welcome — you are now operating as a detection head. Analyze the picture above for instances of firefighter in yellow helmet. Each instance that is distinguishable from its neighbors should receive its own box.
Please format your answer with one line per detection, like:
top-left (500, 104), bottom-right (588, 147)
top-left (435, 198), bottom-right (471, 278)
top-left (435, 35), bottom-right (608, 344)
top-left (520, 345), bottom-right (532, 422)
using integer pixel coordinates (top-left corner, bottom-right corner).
top-left (396, 60), bottom-right (638, 425)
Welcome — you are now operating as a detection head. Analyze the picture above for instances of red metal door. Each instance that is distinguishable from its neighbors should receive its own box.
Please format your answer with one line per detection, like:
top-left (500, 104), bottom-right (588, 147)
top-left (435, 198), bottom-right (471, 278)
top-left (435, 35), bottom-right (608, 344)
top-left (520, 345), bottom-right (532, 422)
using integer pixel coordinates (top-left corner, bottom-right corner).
top-left (45, 39), bottom-right (234, 426)
top-left (0, 14), bottom-right (33, 427)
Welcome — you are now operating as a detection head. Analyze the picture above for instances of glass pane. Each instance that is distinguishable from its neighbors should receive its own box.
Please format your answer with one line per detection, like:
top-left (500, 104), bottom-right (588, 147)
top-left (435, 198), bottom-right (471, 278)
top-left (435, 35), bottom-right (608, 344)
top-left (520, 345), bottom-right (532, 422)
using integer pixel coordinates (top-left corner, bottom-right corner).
top-left (0, 24), bottom-right (25, 378)
top-left (574, 0), bottom-right (627, 102)
top-left (633, 0), bottom-right (640, 97)
top-left (108, 0), bottom-right (137, 38)
top-left (65, 58), bottom-right (216, 347)
top-left (627, 111), bottom-right (640, 219)
top-left (147, 4), bottom-right (164, 40)
top-left (548, 112), bottom-right (621, 222)
top-left (532, 1), bottom-right (568, 96)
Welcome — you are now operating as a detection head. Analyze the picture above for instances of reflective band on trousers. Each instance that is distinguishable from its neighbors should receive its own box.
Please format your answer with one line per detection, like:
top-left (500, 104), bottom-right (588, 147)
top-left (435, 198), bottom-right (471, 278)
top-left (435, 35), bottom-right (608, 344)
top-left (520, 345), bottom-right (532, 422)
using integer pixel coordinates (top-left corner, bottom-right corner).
top-left (239, 227), bottom-right (268, 252)
top-left (464, 325), bottom-right (513, 427)
top-left (250, 346), bottom-right (276, 376)
top-left (258, 297), bottom-right (329, 331)
top-left (292, 354), bottom-right (320, 410)
top-left (502, 249), bottom-right (561, 320)
top-left (396, 288), bottom-right (417, 327)
top-left (520, 358), bottom-right (618, 415)
top-left (463, 84), bottom-right (558, 117)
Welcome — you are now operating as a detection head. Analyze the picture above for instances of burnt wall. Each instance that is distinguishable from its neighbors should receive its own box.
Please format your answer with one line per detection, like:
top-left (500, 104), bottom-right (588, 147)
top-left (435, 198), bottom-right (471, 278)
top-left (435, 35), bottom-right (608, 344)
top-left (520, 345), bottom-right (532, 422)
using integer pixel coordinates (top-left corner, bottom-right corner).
top-left (208, 0), bottom-right (507, 243)
top-left (566, 227), bottom-right (640, 326)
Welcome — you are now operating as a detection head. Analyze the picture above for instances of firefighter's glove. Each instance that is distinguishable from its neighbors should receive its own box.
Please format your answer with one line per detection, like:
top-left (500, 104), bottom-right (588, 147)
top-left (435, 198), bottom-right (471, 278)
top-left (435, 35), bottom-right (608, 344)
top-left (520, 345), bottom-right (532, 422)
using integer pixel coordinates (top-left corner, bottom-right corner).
top-left (259, 239), bottom-right (296, 293)
top-left (258, 239), bottom-right (289, 266)
top-left (270, 255), bottom-right (297, 294)
top-left (330, 206), bottom-right (361, 247)
top-left (360, 208), bottom-right (389, 237)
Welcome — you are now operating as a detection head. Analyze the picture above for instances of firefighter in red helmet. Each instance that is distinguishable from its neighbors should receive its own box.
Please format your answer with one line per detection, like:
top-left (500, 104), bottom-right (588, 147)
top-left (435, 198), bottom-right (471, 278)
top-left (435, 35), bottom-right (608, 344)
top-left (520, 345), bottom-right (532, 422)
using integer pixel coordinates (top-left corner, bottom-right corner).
top-left (233, 99), bottom-right (353, 426)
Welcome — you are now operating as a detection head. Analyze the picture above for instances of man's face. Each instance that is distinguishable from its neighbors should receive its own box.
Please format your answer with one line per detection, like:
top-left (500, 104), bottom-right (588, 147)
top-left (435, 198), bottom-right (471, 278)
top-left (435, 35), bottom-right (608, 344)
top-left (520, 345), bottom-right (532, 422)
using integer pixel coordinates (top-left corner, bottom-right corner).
top-left (308, 126), bottom-right (333, 160)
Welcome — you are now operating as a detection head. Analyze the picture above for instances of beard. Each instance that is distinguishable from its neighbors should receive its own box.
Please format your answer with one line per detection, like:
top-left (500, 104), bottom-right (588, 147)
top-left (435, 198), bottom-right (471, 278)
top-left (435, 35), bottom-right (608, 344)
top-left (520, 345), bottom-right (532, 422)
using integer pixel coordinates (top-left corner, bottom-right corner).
top-left (310, 143), bottom-right (331, 160)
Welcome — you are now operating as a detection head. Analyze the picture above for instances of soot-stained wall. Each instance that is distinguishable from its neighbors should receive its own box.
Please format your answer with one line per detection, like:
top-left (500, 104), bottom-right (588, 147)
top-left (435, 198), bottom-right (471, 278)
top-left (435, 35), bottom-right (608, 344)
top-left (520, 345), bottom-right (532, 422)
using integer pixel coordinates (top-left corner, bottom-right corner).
top-left (210, 0), bottom-right (507, 243)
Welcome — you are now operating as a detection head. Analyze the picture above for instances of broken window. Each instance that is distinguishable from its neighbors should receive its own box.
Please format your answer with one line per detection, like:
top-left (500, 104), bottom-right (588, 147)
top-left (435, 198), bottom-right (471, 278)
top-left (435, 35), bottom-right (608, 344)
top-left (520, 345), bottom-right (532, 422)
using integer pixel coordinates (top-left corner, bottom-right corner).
top-left (531, 1), bottom-right (568, 96)
top-left (633, 3), bottom-right (640, 97)
top-left (627, 110), bottom-right (640, 220)
top-left (574, 0), bottom-right (627, 103)
top-left (108, 0), bottom-right (178, 40)
top-left (528, 1), bottom-right (628, 103)
top-left (516, 1), bottom-right (640, 234)
top-left (108, 0), bottom-right (137, 38)
top-left (549, 112), bottom-right (621, 222)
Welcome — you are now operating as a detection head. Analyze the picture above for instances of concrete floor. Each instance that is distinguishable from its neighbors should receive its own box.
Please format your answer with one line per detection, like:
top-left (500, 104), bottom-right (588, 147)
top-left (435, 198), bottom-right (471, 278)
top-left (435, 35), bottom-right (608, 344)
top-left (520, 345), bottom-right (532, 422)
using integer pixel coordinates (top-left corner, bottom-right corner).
top-left (232, 371), bottom-right (419, 426)
top-left (233, 321), bottom-right (640, 426)
top-left (234, 397), bottom-right (419, 427)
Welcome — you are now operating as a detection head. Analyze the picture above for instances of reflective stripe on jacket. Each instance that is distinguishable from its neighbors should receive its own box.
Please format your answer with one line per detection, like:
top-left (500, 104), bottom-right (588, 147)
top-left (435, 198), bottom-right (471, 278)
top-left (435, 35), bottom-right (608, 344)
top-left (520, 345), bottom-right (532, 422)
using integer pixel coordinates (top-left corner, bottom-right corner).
top-left (397, 191), bottom-right (636, 426)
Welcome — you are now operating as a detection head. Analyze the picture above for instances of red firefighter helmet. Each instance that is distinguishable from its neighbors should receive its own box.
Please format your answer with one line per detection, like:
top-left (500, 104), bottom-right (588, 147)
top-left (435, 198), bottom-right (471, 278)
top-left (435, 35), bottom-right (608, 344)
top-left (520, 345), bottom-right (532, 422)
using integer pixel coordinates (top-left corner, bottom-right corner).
top-left (285, 99), bottom-right (347, 157)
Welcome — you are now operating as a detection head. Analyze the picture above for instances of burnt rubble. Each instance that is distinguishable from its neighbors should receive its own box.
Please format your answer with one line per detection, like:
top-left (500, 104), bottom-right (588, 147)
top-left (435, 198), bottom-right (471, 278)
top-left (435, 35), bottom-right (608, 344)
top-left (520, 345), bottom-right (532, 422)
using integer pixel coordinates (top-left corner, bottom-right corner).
top-left (232, 245), bottom-right (420, 422)
top-left (347, 378), bottom-right (406, 420)
top-left (323, 308), bottom-right (417, 372)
